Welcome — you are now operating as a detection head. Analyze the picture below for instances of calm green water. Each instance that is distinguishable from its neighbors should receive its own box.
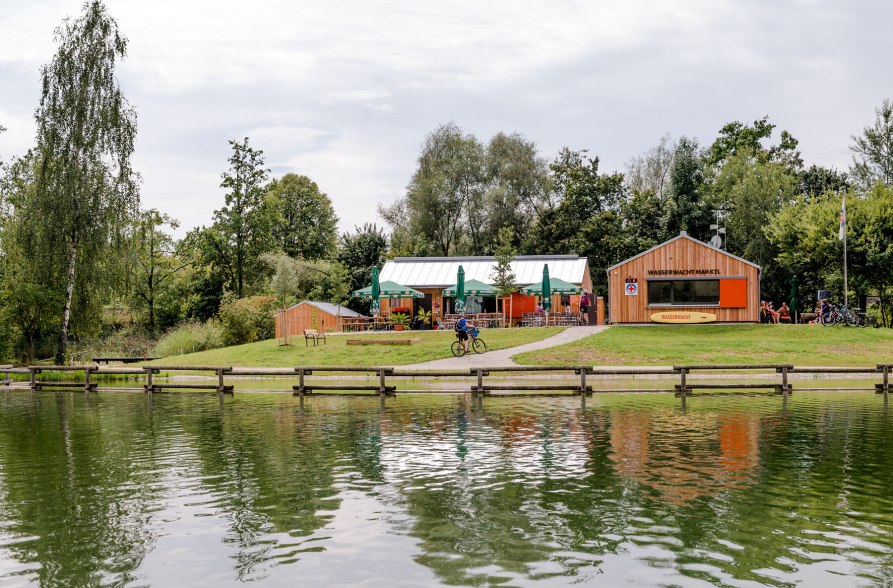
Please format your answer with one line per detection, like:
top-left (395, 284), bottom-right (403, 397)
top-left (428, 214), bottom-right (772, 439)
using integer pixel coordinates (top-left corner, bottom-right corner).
top-left (0, 391), bottom-right (891, 587)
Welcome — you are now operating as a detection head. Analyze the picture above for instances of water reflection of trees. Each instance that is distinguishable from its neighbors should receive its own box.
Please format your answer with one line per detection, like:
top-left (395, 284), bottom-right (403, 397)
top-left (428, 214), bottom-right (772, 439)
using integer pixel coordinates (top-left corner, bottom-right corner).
top-left (0, 392), bottom-right (166, 585)
top-left (380, 396), bottom-right (893, 586)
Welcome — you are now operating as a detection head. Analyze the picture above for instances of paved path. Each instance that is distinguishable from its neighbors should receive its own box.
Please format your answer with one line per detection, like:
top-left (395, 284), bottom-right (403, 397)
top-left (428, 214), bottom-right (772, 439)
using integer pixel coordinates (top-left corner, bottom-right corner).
top-left (403, 326), bottom-right (609, 370)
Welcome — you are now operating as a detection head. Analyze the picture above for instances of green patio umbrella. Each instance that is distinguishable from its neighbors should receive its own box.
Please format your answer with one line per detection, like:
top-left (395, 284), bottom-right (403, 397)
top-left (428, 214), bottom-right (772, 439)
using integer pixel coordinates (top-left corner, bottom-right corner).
top-left (352, 280), bottom-right (423, 306)
top-left (371, 267), bottom-right (381, 316)
top-left (790, 274), bottom-right (799, 324)
top-left (541, 264), bottom-right (552, 312)
top-left (519, 276), bottom-right (583, 296)
top-left (454, 265), bottom-right (466, 313)
top-left (442, 279), bottom-right (499, 297)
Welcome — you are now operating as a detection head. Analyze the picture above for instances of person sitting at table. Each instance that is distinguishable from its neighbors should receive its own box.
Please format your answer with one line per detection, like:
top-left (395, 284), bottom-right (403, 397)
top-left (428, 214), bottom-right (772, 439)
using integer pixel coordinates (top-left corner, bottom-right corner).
top-left (778, 302), bottom-right (791, 323)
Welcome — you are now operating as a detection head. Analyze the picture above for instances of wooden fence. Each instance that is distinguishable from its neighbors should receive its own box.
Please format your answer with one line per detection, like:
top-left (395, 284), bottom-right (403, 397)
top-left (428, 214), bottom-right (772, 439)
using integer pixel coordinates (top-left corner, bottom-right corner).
top-left (1, 364), bottom-right (891, 406)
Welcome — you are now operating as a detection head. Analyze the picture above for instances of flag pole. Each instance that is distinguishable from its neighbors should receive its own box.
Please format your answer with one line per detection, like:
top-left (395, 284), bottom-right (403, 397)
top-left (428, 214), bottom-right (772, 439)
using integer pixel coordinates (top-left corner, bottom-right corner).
top-left (840, 192), bottom-right (848, 307)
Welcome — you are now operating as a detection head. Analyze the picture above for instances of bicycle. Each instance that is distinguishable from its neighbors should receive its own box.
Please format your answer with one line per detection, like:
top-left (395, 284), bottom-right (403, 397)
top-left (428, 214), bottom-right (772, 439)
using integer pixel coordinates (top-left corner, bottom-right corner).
top-left (450, 327), bottom-right (487, 357)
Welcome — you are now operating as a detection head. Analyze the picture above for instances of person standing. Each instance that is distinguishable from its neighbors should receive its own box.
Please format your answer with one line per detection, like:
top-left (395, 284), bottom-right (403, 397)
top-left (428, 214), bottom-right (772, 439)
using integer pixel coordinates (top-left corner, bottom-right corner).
top-left (580, 292), bottom-right (591, 324)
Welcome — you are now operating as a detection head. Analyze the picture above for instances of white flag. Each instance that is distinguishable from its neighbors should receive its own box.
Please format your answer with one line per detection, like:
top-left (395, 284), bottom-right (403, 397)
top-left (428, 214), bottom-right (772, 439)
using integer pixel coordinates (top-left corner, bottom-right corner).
top-left (838, 194), bottom-right (846, 241)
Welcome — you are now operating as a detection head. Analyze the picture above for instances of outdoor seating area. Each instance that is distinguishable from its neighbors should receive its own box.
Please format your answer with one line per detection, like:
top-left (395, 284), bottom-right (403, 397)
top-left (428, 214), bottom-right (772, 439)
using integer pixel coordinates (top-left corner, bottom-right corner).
top-left (520, 312), bottom-right (587, 327)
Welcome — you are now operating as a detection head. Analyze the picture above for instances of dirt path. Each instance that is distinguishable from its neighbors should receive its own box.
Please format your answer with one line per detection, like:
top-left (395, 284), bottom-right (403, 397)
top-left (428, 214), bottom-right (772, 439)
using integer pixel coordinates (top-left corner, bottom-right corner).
top-left (402, 326), bottom-right (608, 370)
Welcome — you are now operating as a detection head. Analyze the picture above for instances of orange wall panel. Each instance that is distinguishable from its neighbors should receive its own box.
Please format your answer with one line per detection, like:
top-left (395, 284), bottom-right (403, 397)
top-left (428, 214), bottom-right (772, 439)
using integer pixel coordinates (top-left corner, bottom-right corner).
top-left (719, 278), bottom-right (747, 308)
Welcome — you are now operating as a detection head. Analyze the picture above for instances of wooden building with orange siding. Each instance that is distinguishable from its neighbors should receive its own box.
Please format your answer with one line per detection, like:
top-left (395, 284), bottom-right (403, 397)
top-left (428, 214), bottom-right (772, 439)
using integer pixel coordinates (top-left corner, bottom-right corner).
top-left (606, 232), bottom-right (760, 324)
top-left (274, 301), bottom-right (365, 338)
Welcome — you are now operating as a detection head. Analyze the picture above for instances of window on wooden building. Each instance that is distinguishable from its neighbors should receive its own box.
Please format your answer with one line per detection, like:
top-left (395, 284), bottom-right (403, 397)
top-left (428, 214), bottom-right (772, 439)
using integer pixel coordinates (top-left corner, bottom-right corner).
top-left (647, 280), bottom-right (720, 306)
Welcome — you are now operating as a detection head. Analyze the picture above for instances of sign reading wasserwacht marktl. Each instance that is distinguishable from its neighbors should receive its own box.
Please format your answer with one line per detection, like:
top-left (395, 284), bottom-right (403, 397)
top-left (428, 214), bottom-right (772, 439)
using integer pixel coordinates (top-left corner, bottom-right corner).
top-left (647, 269), bottom-right (721, 276)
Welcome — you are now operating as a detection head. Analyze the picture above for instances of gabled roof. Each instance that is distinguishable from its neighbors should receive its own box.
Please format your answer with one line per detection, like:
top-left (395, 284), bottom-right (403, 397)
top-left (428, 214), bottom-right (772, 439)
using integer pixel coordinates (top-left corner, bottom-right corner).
top-left (380, 255), bottom-right (589, 288)
top-left (606, 233), bottom-right (762, 272)
top-left (279, 300), bottom-right (365, 317)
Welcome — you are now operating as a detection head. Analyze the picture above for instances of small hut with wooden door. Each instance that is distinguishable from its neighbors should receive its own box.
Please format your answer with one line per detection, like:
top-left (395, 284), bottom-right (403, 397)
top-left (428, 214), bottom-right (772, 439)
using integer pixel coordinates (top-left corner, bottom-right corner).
top-left (274, 301), bottom-right (364, 339)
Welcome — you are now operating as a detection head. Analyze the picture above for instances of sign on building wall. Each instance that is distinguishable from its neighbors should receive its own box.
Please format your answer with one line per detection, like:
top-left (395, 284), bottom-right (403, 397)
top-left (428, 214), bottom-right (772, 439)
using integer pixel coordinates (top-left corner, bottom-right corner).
top-left (625, 278), bottom-right (638, 296)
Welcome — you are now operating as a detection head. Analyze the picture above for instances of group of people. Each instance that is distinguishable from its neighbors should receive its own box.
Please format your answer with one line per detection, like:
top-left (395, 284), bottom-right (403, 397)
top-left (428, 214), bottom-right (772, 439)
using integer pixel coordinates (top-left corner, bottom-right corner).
top-left (759, 300), bottom-right (791, 324)
top-left (533, 292), bottom-right (592, 320)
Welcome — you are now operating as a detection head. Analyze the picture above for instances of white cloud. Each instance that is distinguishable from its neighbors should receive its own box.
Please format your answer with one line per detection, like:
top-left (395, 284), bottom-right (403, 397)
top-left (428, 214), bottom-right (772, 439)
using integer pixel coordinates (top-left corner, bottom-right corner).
top-left (1, 0), bottom-right (891, 237)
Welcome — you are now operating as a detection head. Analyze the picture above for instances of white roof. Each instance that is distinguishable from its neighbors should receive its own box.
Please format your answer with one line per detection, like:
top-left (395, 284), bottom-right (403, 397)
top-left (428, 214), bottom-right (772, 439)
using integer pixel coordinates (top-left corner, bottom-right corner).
top-left (380, 255), bottom-right (589, 288)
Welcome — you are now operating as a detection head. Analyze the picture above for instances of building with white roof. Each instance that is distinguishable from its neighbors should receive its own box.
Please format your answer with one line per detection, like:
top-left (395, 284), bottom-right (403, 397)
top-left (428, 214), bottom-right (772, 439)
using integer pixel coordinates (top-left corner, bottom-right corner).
top-left (378, 255), bottom-right (593, 324)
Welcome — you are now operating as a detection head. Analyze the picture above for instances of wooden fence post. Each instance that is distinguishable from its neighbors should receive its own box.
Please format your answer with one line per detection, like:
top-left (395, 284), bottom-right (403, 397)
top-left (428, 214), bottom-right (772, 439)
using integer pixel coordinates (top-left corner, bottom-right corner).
top-left (878, 364), bottom-right (890, 396)
top-left (29, 367), bottom-right (38, 391)
top-left (143, 367), bottom-right (155, 393)
top-left (84, 366), bottom-right (97, 392)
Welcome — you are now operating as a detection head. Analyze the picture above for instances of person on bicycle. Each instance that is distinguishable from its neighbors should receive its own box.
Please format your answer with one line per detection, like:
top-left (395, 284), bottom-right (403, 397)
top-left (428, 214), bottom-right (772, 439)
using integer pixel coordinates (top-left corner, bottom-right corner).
top-left (455, 313), bottom-right (474, 354)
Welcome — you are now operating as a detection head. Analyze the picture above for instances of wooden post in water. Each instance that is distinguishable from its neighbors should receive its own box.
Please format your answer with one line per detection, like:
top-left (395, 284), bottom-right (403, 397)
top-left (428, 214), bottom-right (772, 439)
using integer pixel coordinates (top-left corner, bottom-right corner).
top-left (83, 366), bottom-right (97, 392)
top-left (143, 367), bottom-right (157, 393)
top-left (678, 368), bottom-right (688, 408)
top-left (877, 364), bottom-right (890, 397)
top-left (29, 367), bottom-right (39, 391)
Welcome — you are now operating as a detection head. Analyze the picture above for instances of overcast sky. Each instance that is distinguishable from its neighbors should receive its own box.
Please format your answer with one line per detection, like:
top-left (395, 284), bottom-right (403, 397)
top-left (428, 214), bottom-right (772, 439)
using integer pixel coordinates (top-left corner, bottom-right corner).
top-left (1, 0), bottom-right (891, 236)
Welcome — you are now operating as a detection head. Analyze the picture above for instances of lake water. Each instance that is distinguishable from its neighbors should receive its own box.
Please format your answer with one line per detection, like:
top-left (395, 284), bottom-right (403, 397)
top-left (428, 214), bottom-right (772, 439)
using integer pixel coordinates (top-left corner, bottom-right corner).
top-left (0, 390), bottom-right (891, 587)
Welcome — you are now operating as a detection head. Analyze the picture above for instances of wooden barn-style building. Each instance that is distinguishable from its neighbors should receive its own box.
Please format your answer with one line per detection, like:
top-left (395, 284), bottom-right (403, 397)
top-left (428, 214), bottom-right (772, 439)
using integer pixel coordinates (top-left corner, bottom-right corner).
top-left (274, 301), bottom-right (364, 338)
top-left (607, 232), bottom-right (761, 324)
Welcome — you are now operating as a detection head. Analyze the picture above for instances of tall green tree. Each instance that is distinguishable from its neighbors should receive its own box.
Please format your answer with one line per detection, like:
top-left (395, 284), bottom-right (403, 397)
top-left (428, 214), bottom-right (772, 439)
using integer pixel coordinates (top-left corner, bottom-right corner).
top-left (211, 138), bottom-right (271, 297)
top-left (337, 223), bottom-right (388, 314)
top-left (130, 209), bottom-right (188, 335)
top-left (266, 173), bottom-right (338, 260)
top-left (490, 227), bottom-right (517, 317)
top-left (850, 98), bottom-right (893, 189)
top-left (665, 136), bottom-right (710, 238)
top-left (29, 0), bottom-right (138, 364)
top-left (380, 123), bottom-right (485, 255)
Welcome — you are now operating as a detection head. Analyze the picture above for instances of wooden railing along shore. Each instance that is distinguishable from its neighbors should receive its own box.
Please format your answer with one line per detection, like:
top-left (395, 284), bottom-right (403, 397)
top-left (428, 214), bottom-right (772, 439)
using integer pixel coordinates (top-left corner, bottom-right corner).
top-left (1, 363), bottom-right (890, 406)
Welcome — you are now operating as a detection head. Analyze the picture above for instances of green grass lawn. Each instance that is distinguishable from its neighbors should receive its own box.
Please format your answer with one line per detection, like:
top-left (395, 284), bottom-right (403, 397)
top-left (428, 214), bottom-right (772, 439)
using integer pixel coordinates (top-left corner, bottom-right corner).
top-left (149, 327), bottom-right (565, 367)
top-left (513, 325), bottom-right (893, 367)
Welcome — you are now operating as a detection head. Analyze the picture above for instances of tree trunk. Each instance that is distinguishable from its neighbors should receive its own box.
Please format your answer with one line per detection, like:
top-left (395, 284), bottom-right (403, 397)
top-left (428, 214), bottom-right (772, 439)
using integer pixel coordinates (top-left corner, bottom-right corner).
top-left (56, 237), bottom-right (78, 365)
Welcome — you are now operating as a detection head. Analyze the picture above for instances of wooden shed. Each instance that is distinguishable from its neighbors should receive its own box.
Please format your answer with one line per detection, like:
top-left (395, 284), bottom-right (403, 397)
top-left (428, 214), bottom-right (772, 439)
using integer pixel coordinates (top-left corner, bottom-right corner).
top-left (606, 232), bottom-right (761, 324)
top-left (274, 301), bottom-right (364, 338)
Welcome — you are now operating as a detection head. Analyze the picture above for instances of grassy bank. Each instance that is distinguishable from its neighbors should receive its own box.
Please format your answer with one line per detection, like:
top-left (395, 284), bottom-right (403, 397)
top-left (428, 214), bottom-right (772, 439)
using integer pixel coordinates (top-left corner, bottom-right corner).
top-left (514, 325), bottom-right (893, 367)
top-left (149, 327), bottom-right (565, 367)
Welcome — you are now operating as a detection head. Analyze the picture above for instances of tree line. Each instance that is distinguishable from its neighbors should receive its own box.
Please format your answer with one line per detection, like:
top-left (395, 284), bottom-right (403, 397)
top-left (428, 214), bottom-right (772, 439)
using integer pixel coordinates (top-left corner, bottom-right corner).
top-left (2, 1), bottom-right (892, 364)
top-left (381, 107), bottom-right (893, 325)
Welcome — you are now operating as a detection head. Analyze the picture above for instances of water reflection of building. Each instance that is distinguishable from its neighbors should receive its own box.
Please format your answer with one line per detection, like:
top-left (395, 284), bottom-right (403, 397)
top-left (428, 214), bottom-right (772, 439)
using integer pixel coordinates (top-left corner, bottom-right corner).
top-left (608, 409), bottom-right (761, 503)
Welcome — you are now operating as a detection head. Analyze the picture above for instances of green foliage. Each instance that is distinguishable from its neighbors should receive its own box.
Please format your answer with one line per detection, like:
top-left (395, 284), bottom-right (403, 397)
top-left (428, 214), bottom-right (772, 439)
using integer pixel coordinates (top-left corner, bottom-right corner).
top-left (490, 227), bottom-right (517, 298)
top-left (28, 0), bottom-right (139, 363)
top-left (416, 308), bottom-right (432, 326)
top-left (388, 312), bottom-right (411, 328)
top-left (380, 123), bottom-right (549, 256)
top-left (337, 223), bottom-right (388, 314)
top-left (153, 321), bottom-right (224, 358)
top-left (211, 138), bottom-right (272, 297)
top-left (218, 294), bottom-right (277, 346)
top-left (766, 185), bottom-right (893, 325)
top-left (665, 136), bottom-right (710, 238)
top-left (850, 98), bottom-right (893, 189)
top-left (266, 173), bottom-right (338, 260)
top-left (706, 116), bottom-right (802, 170)
top-left (130, 209), bottom-right (188, 334)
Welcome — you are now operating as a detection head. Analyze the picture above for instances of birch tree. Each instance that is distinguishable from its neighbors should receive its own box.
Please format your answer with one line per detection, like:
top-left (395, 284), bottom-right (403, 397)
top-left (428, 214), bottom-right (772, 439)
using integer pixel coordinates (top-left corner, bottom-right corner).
top-left (30, 1), bottom-right (138, 364)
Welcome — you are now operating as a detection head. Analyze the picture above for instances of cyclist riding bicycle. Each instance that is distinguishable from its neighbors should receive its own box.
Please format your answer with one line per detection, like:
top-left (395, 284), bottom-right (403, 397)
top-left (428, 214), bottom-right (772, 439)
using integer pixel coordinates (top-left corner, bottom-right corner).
top-left (454, 313), bottom-right (475, 353)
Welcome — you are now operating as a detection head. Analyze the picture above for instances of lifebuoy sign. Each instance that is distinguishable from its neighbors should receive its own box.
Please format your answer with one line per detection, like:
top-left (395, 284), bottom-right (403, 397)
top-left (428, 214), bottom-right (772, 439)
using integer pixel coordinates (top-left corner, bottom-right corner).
top-left (650, 311), bottom-right (717, 324)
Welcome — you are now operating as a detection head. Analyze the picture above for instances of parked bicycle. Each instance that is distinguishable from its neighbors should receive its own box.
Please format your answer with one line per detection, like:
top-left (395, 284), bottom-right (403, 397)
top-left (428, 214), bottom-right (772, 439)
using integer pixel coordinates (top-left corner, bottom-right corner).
top-left (822, 303), bottom-right (862, 327)
top-left (451, 327), bottom-right (487, 356)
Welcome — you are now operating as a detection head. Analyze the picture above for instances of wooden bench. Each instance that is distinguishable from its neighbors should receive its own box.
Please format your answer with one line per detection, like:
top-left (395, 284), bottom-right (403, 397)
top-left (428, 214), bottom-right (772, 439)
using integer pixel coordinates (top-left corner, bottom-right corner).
top-left (800, 312), bottom-right (817, 323)
top-left (346, 339), bottom-right (422, 346)
top-left (304, 329), bottom-right (326, 346)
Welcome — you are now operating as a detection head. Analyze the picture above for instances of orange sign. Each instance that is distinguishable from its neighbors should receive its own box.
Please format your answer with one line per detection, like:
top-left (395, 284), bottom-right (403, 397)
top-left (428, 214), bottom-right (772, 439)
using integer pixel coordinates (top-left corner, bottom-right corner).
top-left (650, 311), bottom-right (717, 324)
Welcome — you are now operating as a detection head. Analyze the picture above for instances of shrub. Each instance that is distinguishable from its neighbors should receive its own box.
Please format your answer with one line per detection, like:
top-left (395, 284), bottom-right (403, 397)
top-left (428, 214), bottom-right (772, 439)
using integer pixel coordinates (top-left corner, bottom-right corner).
top-left (153, 321), bottom-right (224, 357)
top-left (218, 294), bottom-right (277, 346)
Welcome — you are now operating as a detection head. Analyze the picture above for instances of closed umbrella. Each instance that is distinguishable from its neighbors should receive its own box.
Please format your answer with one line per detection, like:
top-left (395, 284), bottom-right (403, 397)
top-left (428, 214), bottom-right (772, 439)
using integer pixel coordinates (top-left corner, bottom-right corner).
top-left (455, 265), bottom-right (466, 313)
top-left (790, 274), bottom-right (799, 324)
top-left (541, 264), bottom-right (552, 313)
top-left (370, 267), bottom-right (381, 317)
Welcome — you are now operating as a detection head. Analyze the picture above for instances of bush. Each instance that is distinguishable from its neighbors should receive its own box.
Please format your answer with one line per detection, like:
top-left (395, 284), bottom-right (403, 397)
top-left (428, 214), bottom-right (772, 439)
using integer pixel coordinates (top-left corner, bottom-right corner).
top-left (153, 321), bottom-right (224, 357)
top-left (218, 294), bottom-right (277, 346)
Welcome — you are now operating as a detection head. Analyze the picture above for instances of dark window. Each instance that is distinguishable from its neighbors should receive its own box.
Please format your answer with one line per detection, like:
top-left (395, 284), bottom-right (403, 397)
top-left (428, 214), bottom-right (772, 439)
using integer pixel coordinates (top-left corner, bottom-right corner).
top-left (648, 280), bottom-right (719, 305)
